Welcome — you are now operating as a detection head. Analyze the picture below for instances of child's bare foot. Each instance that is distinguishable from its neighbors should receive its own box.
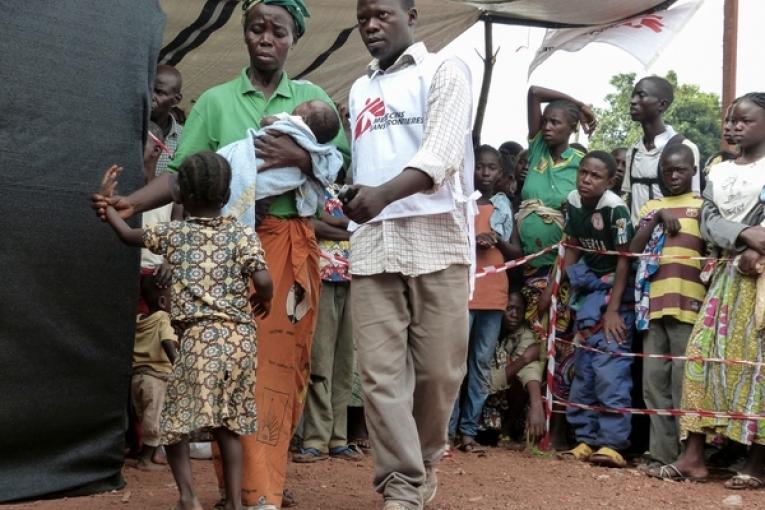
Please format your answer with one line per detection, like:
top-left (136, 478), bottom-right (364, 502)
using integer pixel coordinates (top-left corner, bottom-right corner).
top-left (172, 497), bottom-right (203, 510)
top-left (152, 447), bottom-right (168, 465)
top-left (135, 458), bottom-right (165, 471)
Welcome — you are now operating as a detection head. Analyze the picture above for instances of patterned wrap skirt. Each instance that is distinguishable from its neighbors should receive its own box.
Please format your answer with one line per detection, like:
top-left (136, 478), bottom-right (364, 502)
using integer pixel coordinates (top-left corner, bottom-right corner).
top-left (680, 261), bottom-right (765, 446)
top-left (160, 319), bottom-right (257, 445)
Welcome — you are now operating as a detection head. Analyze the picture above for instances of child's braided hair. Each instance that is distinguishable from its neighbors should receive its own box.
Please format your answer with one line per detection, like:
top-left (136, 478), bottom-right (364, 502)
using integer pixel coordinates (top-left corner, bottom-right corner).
top-left (735, 92), bottom-right (765, 112)
top-left (177, 151), bottom-right (232, 208)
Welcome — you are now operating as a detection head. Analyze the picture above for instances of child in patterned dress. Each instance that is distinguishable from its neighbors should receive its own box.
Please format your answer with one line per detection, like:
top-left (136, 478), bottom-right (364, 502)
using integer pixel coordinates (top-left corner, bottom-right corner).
top-left (100, 151), bottom-right (272, 510)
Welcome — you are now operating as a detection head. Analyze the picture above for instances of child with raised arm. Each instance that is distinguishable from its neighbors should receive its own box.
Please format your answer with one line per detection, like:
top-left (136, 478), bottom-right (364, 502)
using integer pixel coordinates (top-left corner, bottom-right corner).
top-left (541, 151), bottom-right (636, 468)
top-left (101, 151), bottom-right (272, 510)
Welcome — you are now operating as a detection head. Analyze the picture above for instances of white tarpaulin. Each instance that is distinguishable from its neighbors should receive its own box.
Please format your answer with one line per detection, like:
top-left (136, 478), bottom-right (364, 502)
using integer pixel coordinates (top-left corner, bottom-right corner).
top-left (528, 1), bottom-right (702, 76)
top-left (159, 0), bottom-right (675, 108)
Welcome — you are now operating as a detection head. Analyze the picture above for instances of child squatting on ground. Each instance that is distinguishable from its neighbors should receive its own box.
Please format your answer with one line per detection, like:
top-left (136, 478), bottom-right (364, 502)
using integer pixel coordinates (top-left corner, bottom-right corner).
top-left (481, 291), bottom-right (546, 445)
top-left (540, 151), bottom-right (636, 468)
top-left (99, 152), bottom-right (273, 510)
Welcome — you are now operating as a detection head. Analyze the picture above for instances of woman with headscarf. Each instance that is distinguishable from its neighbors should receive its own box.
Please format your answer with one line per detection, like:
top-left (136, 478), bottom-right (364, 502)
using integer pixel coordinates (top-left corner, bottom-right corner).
top-left (93, 1), bottom-right (349, 508)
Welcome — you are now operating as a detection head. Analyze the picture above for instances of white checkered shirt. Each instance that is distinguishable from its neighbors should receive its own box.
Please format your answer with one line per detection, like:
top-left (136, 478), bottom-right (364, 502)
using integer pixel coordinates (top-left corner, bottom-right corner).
top-left (350, 43), bottom-right (472, 277)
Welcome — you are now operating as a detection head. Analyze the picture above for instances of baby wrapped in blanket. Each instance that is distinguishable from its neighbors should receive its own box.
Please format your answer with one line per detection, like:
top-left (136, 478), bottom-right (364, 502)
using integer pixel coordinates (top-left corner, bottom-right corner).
top-left (218, 100), bottom-right (343, 224)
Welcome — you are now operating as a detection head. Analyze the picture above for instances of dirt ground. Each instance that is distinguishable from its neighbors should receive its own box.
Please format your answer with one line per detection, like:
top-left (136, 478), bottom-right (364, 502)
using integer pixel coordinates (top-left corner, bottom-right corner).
top-left (4, 448), bottom-right (762, 510)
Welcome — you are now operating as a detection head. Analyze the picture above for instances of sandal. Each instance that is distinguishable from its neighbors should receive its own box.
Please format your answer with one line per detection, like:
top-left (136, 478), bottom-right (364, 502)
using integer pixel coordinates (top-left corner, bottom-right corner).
top-left (589, 447), bottom-right (627, 468)
top-left (725, 473), bottom-right (764, 490)
top-left (292, 447), bottom-right (328, 463)
top-left (457, 438), bottom-right (487, 454)
top-left (646, 463), bottom-right (707, 482)
top-left (282, 488), bottom-right (297, 507)
top-left (350, 438), bottom-right (372, 452)
top-left (330, 444), bottom-right (364, 461)
top-left (557, 443), bottom-right (593, 461)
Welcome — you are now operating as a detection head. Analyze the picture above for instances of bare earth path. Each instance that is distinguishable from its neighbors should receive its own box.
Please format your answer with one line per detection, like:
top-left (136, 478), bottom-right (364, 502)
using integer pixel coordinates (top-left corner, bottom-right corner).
top-left (4, 449), bottom-right (761, 509)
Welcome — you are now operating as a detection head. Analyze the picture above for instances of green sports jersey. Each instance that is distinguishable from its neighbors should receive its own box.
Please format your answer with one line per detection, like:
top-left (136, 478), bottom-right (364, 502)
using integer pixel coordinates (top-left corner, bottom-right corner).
top-left (564, 190), bottom-right (634, 276)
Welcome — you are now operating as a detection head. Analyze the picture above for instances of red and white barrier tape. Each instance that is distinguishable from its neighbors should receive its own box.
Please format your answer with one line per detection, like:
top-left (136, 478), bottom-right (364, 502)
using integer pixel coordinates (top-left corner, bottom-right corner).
top-left (541, 243), bottom-right (566, 450)
top-left (475, 245), bottom-right (558, 279)
top-left (554, 397), bottom-right (765, 421)
top-left (560, 241), bottom-right (730, 262)
top-left (328, 240), bottom-right (729, 279)
top-left (556, 338), bottom-right (765, 368)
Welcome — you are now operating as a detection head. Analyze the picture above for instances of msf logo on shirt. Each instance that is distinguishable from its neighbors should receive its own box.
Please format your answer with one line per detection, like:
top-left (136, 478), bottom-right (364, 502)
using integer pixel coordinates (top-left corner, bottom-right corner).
top-left (354, 97), bottom-right (386, 141)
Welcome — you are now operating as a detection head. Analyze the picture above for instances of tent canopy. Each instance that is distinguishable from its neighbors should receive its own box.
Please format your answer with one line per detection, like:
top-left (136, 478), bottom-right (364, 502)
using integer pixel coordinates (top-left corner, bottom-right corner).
top-left (160, 0), bottom-right (674, 107)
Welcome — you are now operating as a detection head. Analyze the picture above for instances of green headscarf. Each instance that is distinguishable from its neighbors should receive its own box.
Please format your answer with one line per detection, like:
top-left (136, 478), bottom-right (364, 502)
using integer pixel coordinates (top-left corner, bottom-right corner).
top-left (241, 0), bottom-right (310, 39)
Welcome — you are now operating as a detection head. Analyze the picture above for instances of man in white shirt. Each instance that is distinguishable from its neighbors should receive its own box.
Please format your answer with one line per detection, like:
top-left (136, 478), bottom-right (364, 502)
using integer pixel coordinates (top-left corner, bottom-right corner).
top-left (343, 0), bottom-right (473, 508)
top-left (622, 76), bottom-right (700, 224)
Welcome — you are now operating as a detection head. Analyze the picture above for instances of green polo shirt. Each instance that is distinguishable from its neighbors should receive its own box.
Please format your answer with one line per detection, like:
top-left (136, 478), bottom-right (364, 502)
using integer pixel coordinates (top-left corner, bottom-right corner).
top-left (519, 133), bottom-right (584, 267)
top-left (169, 67), bottom-right (351, 217)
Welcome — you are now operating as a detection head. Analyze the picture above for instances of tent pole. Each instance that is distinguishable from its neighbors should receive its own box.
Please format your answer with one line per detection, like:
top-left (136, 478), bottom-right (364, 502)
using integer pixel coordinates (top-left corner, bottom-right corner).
top-left (721, 0), bottom-right (738, 150)
top-left (472, 19), bottom-right (496, 146)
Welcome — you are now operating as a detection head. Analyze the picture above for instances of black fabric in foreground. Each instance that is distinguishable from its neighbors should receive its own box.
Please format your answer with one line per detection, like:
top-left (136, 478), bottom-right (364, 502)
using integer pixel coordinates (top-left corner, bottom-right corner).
top-left (0, 2), bottom-right (165, 502)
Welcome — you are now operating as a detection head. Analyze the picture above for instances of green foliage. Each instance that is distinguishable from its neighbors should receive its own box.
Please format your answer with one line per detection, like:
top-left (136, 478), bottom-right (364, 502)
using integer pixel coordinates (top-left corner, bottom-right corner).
top-left (589, 71), bottom-right (721, 163)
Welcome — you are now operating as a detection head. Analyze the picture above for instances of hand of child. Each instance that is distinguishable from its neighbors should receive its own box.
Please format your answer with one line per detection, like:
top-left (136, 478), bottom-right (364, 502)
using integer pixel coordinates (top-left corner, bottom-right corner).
top-left (250, 270), bottom-right (274, 319)
top-left (99, 164), bottom-right (122, 197)
top-left (92, 165), bottom-right (134, 222)
top-left (603, 309), bottom-right (627, 344)
top-left (738, 248), bottom-right (761, 276)
top-left (153, 262), bottom-right (173, 288)
top-left (536, 286), bottom-right (553, 318)
top-left (527, 401), bottom-right (546, 440)
top-left (250, 293), bottom-right (272, 319)
top-left (656, 209), bottom-right (681, 236)
top-left (475, 232), bottom-right (498, 249)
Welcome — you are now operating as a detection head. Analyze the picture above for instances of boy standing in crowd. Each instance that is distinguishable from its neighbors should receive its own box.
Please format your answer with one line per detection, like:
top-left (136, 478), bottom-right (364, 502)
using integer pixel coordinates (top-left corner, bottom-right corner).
top-left (630, 144), bottom-right (704, 466)
top-left (543, 152), bottom-right (635, 468)
top-left (294, 182), bottom-right (362, 463)
top-left (623, 76), bottom-right (699, 224)
top-left (450, 145), bottom-right (516, 453)
top-left (131, 275), bottom-right (178, 470)
top-left (150, 65), bottom-right (183, 175)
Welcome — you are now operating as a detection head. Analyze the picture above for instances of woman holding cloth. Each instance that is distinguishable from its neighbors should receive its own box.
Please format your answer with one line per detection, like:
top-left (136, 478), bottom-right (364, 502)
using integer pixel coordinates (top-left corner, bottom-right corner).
top-left (93, 1), bottom-right (349, 507)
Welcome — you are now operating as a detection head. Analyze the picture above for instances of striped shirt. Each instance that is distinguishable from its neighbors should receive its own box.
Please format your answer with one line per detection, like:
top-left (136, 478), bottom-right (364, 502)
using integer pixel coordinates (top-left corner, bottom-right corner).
top-left (349, 43), bottom-right (472, 277)
top-left (638, 193), bottom-right (705, 324)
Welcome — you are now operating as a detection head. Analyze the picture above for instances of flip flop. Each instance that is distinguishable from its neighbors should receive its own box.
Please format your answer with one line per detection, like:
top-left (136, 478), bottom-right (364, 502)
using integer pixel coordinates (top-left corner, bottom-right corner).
top-left (557, 443), bottom-right (593, 461)
top-left (589, 447), bottom-right (627, 468)
top-left (725, 472), bottom-right (764, 490)
top-left (457, 440), bottom-right (487, 454)
top-left (646, 463), bottom-right (707, 483)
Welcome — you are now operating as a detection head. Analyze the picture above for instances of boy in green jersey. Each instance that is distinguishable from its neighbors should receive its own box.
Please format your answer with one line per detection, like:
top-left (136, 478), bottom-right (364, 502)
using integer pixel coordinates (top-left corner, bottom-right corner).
top-left (541, 151), bottom-right (636, 468)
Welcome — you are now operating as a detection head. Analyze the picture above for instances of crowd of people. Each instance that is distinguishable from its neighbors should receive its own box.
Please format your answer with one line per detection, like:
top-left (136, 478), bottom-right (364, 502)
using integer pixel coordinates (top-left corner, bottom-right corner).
top-left (88, 0), bottom-right (765, 509)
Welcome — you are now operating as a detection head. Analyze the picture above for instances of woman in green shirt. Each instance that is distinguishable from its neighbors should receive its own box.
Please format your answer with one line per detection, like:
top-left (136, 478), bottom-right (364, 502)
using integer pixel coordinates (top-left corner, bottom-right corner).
top-left (515, 86), bottom-right (595, 434)
top-left (93, 2), bottom-right (349, 508)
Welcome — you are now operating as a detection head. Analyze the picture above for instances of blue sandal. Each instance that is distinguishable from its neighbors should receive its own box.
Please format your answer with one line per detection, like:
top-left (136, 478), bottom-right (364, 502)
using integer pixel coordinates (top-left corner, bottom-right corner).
top-left (292, 447), bottom-right (328, 463)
